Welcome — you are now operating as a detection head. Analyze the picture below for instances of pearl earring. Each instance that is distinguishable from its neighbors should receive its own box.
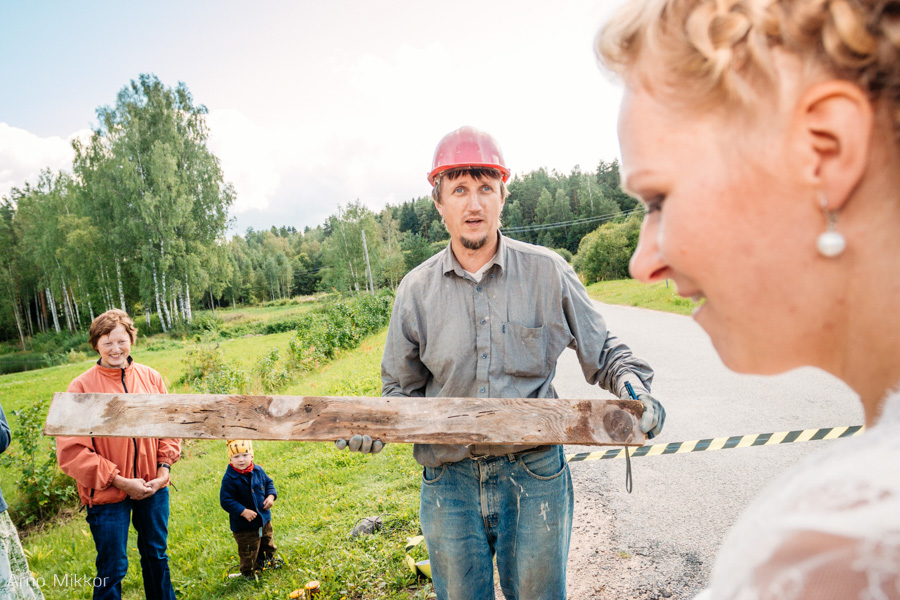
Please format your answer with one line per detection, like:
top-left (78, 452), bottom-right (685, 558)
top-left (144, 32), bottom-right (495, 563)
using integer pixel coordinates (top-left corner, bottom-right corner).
top-left (816, 193), bottom-right (846, 258)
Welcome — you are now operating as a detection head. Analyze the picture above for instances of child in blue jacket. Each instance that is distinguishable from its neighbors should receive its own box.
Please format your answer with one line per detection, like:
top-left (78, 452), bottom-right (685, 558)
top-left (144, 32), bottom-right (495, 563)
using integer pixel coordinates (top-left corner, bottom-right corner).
top-left (219, 440), bottom-right (278, 576)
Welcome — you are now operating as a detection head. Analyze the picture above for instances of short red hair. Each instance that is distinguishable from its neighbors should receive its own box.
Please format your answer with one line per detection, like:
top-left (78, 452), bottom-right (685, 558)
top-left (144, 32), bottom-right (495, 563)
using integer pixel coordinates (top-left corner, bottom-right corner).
top-left (89, 309), bottom-right (137, 351)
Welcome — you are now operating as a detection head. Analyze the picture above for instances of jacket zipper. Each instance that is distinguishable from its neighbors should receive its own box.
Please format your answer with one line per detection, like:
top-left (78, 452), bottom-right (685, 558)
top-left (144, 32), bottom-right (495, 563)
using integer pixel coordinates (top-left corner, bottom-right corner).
top-left (86, 438), bottom-right (97, 508)
top-left (120, 368), bottom-right (138, 480)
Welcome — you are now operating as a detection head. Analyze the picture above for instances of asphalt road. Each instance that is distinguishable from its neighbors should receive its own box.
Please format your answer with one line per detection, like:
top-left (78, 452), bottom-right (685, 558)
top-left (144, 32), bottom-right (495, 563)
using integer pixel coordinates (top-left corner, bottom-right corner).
top-left (554, 301), bottom-right (863, 599)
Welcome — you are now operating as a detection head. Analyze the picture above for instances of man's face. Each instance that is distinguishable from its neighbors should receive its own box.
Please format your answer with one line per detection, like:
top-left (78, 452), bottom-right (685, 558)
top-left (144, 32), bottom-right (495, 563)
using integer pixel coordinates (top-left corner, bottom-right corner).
top-left (434, 172), bottom-right (504, 251)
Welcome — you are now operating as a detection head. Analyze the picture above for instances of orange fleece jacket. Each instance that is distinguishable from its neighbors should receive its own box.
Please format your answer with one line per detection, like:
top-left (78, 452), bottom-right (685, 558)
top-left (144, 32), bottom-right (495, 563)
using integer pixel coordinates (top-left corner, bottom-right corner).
top-left (56, 358), bottom-right (181, 507)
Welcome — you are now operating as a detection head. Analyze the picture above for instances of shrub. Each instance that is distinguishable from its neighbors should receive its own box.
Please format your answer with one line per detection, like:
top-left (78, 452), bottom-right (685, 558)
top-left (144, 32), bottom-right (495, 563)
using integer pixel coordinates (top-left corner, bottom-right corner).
top-left (0, 399), bottom-right (77, 527)
top-left (573, 213), bottom-right (642, 283)
top-left (65, 348), bottom-right (90, 363)
top-left (259, 315), bottom-right (307, 335)
top-left (189, 313), bottom-right (223, 333)
top-left (254, 347), bottom-right (289, 394)
top-left (177, 343), bottom-right (249, 394)
top-left (25, 330), bottom-right (94, 367)
top-left (143, 339), bottom-right (182, 352)
top-left (551, 247), bottom-right (573, 263)
top-left (203, 365), bottom-right (250, 395)
top-left (165, 313), bottom-right (223, 339)
top-left (289, 291), bottom-right (393, 371)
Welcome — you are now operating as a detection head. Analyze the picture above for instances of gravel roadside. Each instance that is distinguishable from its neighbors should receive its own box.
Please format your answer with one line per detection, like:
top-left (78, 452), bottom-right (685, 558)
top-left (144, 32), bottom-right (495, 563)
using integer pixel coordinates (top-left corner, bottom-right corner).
top-left (497, 301), bottom-right (862, 599)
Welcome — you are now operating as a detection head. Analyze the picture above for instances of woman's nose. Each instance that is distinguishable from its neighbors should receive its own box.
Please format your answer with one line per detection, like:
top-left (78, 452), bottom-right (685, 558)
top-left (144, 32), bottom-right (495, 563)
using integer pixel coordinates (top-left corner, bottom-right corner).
top-left (629, 218), bottom-right (668, 283)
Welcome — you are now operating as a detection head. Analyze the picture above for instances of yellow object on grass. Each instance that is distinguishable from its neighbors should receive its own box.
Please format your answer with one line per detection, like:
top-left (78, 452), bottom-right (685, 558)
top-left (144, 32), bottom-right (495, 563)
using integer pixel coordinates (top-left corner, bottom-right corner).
top-left (405, 535), bottom-right (432, 578)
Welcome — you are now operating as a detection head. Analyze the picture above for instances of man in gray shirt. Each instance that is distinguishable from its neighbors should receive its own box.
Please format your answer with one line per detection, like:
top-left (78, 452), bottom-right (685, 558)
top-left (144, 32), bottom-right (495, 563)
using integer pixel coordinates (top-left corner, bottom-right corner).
top-left (380, 126), bottom-right (665, 600)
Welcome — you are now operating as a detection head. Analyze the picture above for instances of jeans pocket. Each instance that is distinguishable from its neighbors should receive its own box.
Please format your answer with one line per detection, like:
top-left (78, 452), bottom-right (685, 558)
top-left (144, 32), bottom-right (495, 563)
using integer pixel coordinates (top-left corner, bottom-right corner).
top-left (518, 447), bottom-right (567, 481)
top-left (421, 465), bottom-right (446, 485)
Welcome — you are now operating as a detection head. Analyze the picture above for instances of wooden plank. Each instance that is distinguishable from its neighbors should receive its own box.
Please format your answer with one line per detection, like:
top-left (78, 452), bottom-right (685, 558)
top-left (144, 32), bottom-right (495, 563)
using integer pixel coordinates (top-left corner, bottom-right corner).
top-left (44, 393), bottom-right (646, 446)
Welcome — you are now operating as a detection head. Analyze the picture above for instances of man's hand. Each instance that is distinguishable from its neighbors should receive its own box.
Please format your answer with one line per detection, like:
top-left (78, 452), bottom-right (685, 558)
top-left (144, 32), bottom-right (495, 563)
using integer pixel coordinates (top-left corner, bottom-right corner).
top-left (637, 393), bottom-right (665, 439)
top-left (241, 508), bottom-right (258, 522)
top-left (335, 434), bottom-right (384, 454)
top-left (262, 495), bottom-right (275, 510)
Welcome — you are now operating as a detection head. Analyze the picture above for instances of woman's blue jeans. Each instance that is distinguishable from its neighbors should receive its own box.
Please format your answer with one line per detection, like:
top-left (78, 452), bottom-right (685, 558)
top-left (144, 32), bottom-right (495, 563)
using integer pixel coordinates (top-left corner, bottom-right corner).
top-left (420, 445), bottom-right (574, 600)
top-left (85, 487), bottom-right (175, 600)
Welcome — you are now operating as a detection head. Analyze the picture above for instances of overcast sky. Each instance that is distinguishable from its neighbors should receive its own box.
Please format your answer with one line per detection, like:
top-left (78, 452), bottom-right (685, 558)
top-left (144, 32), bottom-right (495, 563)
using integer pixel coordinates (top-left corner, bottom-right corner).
top-left (0, 1), bottom-right (627, 234)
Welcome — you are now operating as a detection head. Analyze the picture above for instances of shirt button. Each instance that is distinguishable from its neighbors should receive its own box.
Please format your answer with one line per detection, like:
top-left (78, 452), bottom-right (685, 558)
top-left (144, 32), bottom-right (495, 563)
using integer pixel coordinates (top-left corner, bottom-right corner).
top-left (480, 387), bottom-right (486, 393)
top-left (480, 319), bottom-right (486, 325)
top-left (481, 353), bottom-right (487, 359)
top-left (476, 286), bottom-right (482, 292)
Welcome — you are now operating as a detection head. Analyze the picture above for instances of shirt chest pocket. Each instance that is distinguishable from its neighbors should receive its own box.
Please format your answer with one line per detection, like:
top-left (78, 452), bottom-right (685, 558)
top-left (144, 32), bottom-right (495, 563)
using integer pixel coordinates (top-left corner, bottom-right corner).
top-left (501, 322), bottom-right (549, 377)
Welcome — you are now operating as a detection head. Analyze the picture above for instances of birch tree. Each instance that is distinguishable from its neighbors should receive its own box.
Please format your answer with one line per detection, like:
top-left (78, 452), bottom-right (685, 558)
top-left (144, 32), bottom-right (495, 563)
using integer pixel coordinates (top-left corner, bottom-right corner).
top-left (73, 73), bottom-right (233, 328)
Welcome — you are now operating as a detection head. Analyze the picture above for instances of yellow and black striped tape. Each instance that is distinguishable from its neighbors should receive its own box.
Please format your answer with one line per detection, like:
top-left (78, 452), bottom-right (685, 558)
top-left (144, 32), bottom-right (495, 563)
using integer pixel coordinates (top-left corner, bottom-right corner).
top-left (566, 425), bottom-right (865, 463)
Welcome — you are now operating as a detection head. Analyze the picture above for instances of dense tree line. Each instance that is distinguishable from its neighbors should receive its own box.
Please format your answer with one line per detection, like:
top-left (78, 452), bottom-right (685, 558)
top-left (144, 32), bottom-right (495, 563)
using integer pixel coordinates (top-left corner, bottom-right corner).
top-left (1, 74), bottom-right (234, 348)
top-left (0, 73), bottom-right (640, 348)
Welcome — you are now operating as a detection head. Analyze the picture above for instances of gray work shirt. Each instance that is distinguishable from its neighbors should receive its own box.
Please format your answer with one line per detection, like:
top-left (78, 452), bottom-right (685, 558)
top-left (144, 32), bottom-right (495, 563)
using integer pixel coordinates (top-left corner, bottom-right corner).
top-left (381, 234), bottom-right (654, 467)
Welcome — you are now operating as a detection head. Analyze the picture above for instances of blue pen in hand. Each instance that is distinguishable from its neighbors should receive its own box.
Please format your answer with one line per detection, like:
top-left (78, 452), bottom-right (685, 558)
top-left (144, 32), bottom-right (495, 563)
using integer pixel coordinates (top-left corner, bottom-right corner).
top-left (625, 381), bottom-right (637, 400)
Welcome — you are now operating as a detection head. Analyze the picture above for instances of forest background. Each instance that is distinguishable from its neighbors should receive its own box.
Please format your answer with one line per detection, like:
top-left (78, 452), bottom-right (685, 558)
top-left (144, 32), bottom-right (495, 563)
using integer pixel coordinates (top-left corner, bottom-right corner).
top-left (0, 74), bottom-right (642, 368)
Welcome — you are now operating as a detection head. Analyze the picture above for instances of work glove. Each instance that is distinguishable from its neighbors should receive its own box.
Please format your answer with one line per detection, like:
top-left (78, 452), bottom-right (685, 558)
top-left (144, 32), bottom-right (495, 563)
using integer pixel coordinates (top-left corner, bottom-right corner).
top-left (335, 434), bottom-right (385, 454)
top-left (636, 394), bottom-right (665, 439)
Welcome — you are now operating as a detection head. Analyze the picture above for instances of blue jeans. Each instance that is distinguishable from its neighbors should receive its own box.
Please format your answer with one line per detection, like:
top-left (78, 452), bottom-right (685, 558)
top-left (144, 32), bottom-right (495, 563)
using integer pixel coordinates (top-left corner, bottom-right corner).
top-left (420, 446), bottom-right (574, 600)
top-left (85, 487), bottom-right (175, 600)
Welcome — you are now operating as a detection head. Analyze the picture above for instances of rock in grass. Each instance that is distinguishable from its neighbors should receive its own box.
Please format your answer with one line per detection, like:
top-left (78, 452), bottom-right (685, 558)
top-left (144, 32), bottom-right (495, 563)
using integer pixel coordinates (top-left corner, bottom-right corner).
top-left (350, 516), bottom-right (383, 537)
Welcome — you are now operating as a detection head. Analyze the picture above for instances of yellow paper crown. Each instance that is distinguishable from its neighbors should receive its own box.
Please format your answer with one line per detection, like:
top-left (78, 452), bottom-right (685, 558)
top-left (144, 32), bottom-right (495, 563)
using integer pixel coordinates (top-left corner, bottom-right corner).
top-left (227, 440), bottom-right (253, 457)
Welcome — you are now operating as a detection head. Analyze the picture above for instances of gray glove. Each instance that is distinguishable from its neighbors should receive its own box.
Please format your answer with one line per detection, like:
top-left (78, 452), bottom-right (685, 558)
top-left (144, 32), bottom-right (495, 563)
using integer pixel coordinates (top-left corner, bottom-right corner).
top-left (335, 434), bottom-right (384, 454)
top-left (636, 393), bottom-right (665, 439)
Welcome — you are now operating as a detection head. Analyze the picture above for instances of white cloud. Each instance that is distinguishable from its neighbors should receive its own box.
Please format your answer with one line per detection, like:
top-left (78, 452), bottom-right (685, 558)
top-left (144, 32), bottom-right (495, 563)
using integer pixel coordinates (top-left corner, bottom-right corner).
top-left (0, 123), bottom-right (88, 199)
top-left (205, 109), bottom-right (281, 213)
top-left (3, 0), bottom-right (632, 233)
top-left (204, 26), bottom-right (628, 234)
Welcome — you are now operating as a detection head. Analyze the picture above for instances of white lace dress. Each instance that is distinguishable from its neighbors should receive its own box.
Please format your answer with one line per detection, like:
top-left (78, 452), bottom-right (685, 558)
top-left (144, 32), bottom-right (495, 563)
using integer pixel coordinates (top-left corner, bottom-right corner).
top-left (695, 390), bottom-right (900, 600)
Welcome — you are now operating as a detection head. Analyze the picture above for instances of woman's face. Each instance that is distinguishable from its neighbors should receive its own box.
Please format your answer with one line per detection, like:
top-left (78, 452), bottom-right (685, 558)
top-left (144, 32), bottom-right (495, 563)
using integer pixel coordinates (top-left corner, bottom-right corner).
top-left (617, 82), bottom-right (827, 374)
top-left (96, 323), bottom-right (132, 369)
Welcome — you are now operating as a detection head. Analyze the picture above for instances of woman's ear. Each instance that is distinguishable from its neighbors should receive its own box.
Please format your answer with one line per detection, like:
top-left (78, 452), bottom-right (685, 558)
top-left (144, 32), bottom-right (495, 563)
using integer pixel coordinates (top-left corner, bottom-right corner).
top-left (796, 80), bottom-right (873, 210)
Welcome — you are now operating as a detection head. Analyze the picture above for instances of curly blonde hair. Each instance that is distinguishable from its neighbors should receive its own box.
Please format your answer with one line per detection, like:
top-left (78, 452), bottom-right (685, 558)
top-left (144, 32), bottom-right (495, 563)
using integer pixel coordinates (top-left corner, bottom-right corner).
top-left (597, 0), bottom-right (900, 135)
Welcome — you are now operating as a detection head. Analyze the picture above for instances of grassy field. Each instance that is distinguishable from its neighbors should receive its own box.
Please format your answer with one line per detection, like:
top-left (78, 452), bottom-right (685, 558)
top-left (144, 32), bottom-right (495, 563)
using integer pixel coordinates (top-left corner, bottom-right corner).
top-left (2, 301), bottom-right (429, 600)
top-left (2, 281), bottom-right (689, 599)
top-left (14, 327), bottom-right (429, 600)
top-left (585, 278), bottom-right (701, 316)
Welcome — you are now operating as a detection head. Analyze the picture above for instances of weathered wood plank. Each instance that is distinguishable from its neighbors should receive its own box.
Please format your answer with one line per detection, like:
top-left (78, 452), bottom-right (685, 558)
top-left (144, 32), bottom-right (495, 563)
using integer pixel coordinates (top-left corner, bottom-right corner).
top-left (44, 393), bottom-right (645, 446)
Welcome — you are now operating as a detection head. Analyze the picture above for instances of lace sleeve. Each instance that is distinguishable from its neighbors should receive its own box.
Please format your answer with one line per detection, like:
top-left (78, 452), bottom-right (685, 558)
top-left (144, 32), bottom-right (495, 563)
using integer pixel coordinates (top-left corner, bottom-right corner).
top-left (750, 531), bottom-right (900, 599)
top-left (699, 391), bottom-right (900, 600)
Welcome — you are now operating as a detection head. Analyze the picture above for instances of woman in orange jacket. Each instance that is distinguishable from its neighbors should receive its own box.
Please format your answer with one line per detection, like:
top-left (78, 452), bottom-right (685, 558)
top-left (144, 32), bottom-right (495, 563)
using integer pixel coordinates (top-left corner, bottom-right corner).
top-left (56, 309), bottom-right (180, 600)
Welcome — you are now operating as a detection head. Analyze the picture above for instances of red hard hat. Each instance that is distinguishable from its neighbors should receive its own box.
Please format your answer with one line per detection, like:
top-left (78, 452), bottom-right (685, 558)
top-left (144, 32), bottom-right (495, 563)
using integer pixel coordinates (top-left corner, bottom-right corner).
top-left (428, 126), bottom-right (511, 185)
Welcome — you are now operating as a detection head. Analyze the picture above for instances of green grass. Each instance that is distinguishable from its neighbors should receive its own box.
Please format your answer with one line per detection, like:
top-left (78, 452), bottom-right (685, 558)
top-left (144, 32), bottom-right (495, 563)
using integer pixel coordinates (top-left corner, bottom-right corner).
top-left (1, 297), bottom-right (434, 599)
top-left (584, 279), bottom-right (701, 316)
top-left (15, 328), bottom-right (432, 599)
top-left (2, 281), bottom-right (693, 599)
top-left (208, 302), bottom-right (317, 329)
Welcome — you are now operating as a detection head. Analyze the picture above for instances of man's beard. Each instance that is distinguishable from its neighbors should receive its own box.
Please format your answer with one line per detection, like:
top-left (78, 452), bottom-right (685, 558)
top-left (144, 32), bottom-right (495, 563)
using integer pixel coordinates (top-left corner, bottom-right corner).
top-left (460, 233), bottom-right (489, 250)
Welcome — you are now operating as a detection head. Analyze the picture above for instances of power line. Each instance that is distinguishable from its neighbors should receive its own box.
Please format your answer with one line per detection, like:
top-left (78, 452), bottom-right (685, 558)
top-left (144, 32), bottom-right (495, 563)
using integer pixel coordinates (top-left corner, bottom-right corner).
top-left (502, 207), bottom-right (640, 232)
top-left (501, 207), bottom-right (643, 234)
